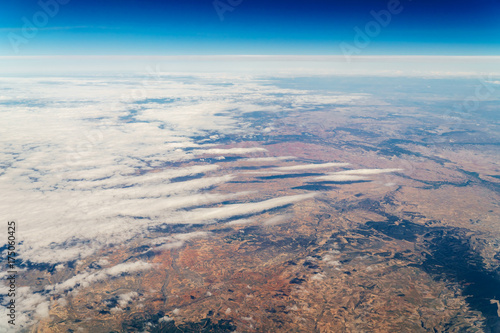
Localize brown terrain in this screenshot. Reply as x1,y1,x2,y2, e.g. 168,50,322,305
22,99,500,332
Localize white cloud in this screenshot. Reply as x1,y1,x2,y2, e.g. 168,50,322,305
314,175,368,182
172,231,211,241
274,162,350,171
263,214,293,226
243,156,296,162
150,232,211,251
322,254,342,267
117,292,139,308
314,168,403,181
334,168,404,175
226,218,255,226
179,193,316,223
311,273,326,281
195,147,268,155
110,307,124,314
47,261,153,294
35,302,50,318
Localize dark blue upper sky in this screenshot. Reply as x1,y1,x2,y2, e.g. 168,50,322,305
1,0,499,55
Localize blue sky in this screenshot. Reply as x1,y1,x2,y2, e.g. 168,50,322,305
1,0,499,55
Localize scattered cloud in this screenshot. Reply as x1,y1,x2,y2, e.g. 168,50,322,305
117,292,139,308
179,193,316,223
226,218,255,226
47,261,153,294
263,213,293,226
314,168,403,181
314,175,368,181
311,273,326,281
334,168,404,175
243,156,295,162
150,231,211,251
159,316,174,323
195,147,268,155
274,162,350,171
